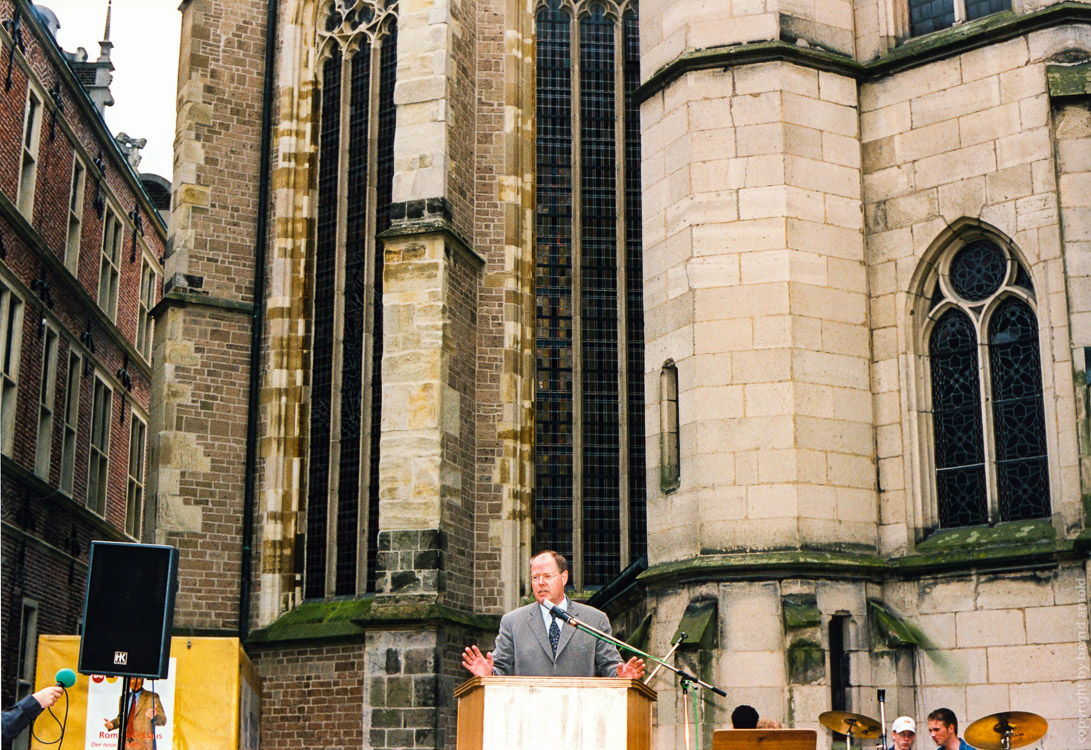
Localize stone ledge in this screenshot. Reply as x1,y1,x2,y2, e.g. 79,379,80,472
246,596,500,648
635,3,1091,103
641,534,1081,588
380,217,483,267
151,289,254,317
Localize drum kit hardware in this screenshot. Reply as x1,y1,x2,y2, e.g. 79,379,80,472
964,711,1050,750
817,711,880,748
818,704,1049,750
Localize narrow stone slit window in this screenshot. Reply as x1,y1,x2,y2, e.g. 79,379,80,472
660,361,679,492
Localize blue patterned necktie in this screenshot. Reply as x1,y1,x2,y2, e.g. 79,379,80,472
549,616,560,656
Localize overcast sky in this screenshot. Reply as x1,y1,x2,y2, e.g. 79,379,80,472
41,0,180,179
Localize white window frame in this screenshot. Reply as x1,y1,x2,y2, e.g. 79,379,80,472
98,207,123,319
34,325,59,479
136,257,157,362
126,414,147,538
1,283,26,457
66,155,87,274
16,88,43,219
60,349,81,495
87,374,112,515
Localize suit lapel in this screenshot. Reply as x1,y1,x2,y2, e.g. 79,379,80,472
553,602,579,660
527,605,554,662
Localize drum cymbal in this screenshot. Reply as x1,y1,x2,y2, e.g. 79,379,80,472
964,711,1048,750
818,711,881,738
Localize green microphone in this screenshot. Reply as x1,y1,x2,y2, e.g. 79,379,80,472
54,668,76,688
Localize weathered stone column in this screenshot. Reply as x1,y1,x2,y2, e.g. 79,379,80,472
639,3,875,747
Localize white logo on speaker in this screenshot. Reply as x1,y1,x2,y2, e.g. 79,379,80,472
113,651,128,665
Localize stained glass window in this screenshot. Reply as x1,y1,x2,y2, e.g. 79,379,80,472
927,238,1049,529
534,0,647,587
930,309,987,528
908,0,1009,37
306,2,398,598
988,298,1049,521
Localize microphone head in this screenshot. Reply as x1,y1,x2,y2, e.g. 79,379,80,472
55,668,76,688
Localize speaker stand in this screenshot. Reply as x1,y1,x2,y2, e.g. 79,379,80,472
117,679,131,750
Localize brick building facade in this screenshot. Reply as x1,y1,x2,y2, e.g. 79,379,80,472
157,0,1089,748
0,0,166,714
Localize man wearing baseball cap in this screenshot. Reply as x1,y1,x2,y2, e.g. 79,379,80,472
889,716,917,750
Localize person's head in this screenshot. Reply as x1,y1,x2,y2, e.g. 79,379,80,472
731,704,759,729
530,550,569,606
891,716,916,749
128,678,144,692
927,709,958,747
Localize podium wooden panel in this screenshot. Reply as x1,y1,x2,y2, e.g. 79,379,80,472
455,676,656,750
712,729,817,750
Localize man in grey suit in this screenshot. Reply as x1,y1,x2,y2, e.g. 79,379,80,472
462,551,645,678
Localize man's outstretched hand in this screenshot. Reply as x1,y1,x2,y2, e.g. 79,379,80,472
462,645,495,677
617,656,646,680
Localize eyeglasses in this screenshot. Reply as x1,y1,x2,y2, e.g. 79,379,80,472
530,573,560,584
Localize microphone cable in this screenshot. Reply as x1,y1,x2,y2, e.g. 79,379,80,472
30,688,68,746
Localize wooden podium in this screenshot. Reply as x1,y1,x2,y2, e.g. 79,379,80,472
455,676,656,750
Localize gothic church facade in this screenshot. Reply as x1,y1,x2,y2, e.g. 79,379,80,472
157,0,1091,746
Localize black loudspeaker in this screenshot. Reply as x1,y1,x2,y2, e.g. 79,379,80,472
78,541,179,678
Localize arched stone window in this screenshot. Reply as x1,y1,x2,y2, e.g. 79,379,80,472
533,0,646,588
305,0,398,598
921,234,1050,529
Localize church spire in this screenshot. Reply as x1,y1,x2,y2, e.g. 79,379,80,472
97,0,113,63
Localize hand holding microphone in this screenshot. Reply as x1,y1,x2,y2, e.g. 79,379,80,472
33,667,75,709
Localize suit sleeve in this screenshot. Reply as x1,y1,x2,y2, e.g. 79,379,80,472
491,612,515,676
592,611,623,677
2,694,45,743
152,693,167,726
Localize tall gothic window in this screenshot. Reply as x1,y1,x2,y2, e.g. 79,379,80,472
305,0,398,598
534,0,646,589
924,236,1050,529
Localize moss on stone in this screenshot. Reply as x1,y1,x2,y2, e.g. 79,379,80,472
1047,63,1091,99
247,596,500,646
786,639,825,684
916,519,1055,551
673,598,718,650
248,597,374,644
783,594,821,630
628,611,650,659
868,599,935,650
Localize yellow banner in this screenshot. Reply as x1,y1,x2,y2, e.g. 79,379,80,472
32,635,260,750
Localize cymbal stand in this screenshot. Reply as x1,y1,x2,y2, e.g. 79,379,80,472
993,717,1015,750
842,718,862,750
877,689,887,750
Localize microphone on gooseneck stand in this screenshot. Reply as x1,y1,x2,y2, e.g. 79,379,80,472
549,604,575,624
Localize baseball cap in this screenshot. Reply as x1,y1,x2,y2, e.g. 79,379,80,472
892,717,916,734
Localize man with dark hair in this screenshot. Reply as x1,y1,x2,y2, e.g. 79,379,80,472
927,708,974,749
731,705,759,729
462,550,645,678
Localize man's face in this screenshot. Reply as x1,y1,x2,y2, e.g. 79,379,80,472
129,678,144,692
893,730,915,750
530,554,568,606
928,720,954,747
